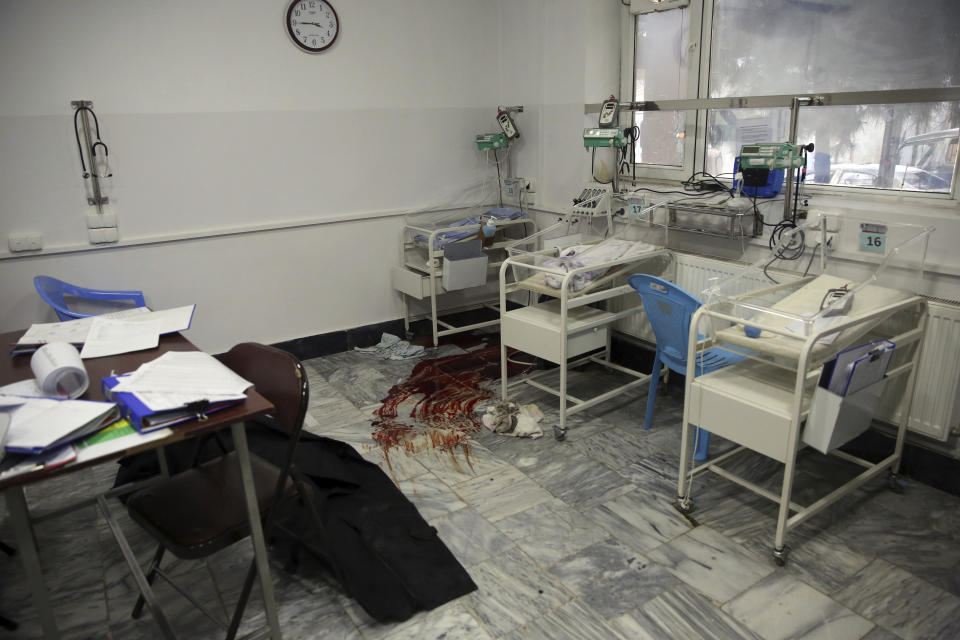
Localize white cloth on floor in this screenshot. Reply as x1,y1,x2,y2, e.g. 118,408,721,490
354,334,425,360
481,401,543,438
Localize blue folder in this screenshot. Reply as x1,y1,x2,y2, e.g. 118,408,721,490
102,375,243,433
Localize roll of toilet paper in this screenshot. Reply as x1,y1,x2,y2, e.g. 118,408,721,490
30,342,89,399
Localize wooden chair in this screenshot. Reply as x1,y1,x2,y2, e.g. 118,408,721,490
124,342,309,637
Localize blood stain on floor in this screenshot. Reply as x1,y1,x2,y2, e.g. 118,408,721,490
372,345,531,471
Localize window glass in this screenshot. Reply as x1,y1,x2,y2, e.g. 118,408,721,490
706,0,960,192
632,7,692,166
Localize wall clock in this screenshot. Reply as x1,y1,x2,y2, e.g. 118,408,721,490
286,0,339,53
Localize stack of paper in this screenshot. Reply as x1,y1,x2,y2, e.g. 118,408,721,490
13,305,197,358
1,397,120,454
104,351,252,431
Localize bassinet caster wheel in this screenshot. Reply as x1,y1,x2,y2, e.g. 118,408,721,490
674,496,695,515
553,425,566,441
772,545,791,567
887,472,904,494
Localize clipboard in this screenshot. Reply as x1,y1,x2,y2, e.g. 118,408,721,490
821,339,895,396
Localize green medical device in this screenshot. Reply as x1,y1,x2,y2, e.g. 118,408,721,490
583,127,626,148
476,133,508,150
739,142,806,170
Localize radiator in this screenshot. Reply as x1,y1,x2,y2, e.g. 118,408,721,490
876,299,960,441
613,253,960,442
612,253,782,344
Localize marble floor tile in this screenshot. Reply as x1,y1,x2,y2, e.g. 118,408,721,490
830,501,960,597
372,448,431,483
467,546,574,637
429,507,513,567
645,525,774,604
622,448,683,495
493,498,608,567
481,429,579,473
453,467,553,522
547,538,677,619
320,365,395,408
737,519,872,595
586,489,693,553
524,451,636,509
414,442,512,488
380,603,492,640
833,558,960,640
614,583,760,640
395,473,468,521
502,598,629,640
724,572,873,640
571,426,666,478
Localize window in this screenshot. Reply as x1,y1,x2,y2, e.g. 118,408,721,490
626,0,960,195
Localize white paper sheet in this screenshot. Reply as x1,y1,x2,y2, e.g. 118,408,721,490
5,398,117,451
0,395,29,408
16,305,195,347
17,307,150,345
111,351,251,396
80,317,162,359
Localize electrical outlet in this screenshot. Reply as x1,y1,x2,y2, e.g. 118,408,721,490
523,183,536,207
8,231,42,252
87,208,118,229
824,214,841,233
88,227,119,244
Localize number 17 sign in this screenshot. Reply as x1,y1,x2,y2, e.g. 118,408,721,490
860,223,887,255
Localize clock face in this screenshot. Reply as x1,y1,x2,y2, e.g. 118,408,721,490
286,0,339,53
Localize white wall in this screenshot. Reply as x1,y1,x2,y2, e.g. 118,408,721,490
0,0,505,352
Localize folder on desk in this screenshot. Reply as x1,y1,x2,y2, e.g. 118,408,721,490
2,397,120,454
102,375,244,432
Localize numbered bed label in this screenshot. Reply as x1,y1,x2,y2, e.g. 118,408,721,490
860,223,887,254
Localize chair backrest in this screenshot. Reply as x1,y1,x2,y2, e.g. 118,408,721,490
627,274,701,374
217,343,309,439
33,275,147,321
33,276,75,320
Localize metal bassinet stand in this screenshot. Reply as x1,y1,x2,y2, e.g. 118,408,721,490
497,211,671,439
674,214,932,566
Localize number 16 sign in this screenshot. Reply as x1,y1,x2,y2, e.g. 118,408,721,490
860,223,887,254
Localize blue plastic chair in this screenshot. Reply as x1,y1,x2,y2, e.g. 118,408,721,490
33,276,147,321
627,274,746,462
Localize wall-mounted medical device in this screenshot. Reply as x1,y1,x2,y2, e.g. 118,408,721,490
72,100,113,212
497,109,519,140
583,128,626,148
630,0,690,14
598,96,619,128
476,133,508,150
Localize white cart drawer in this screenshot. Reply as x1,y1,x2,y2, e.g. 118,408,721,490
391,266,445,300
502,300,612,364
689,361,814,463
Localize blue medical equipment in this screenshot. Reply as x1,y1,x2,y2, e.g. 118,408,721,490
627,274,747,462
732,156,784,198
34,275,147,321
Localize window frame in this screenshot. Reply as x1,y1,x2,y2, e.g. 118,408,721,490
617,0,960,204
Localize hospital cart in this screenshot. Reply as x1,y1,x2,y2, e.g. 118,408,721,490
392,209,537,346
498,216,672,439
675,214,932,565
